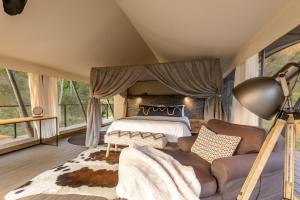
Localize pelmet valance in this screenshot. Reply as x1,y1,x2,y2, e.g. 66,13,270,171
86,59,226,147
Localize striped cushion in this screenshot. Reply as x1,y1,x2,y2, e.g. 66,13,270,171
191,126,241,163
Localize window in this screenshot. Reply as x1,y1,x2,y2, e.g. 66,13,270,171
58,80,89,127
0,72,114,144
0,69,31,139
261,42,300,149
58,80,114,128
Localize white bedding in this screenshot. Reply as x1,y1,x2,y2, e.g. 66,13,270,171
116,144,201,200
106,116,191,142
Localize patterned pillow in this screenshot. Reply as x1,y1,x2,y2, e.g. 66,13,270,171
191,126,241,163
137,105,184,117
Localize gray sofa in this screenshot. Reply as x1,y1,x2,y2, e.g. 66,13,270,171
163,119,284,200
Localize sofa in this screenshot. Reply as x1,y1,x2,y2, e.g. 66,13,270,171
163,119,284,200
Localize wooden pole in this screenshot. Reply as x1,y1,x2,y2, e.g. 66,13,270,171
237,119,286,200
6,69,34,137
284,115,296,199
70,81,87,122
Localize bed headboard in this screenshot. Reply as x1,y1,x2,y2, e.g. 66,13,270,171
126,95,205,119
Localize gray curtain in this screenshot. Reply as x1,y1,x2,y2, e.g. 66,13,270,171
146,59,226,121
86,66,143,147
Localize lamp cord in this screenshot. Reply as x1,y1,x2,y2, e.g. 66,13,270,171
255,175,262,200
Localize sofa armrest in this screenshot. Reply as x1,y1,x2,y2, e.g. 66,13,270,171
211,151,284,193
177,136,197,152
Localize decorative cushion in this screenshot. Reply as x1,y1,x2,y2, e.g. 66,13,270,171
206,119,265,155
137,104,184,117
191,126,241,163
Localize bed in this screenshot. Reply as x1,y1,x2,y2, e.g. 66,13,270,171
107,116,191,142
107,104,192,142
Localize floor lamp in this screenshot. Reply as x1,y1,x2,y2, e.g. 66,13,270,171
233,62,300,200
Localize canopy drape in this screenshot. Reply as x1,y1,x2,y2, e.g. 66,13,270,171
86,66,143,147
146,59,225,121
86,59,225,147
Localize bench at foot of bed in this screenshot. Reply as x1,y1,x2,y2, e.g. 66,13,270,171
104,131,168,157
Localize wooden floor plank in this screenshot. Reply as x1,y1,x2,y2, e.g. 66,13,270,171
0,137,87,199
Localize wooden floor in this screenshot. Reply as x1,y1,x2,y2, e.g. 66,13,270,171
0,137,87,199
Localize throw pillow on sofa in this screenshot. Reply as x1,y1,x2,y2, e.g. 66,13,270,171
191,126,241,163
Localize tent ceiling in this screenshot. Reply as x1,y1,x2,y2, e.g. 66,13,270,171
0,0,156,81
116,0,288,72
0,0,297,80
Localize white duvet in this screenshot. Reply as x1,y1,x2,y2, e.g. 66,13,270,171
116,144,201,200
107,116,191,142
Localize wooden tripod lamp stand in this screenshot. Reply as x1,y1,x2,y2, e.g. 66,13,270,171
233,62,300,200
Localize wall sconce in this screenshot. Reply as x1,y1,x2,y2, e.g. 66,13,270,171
184,97,191,104
136,97,142,104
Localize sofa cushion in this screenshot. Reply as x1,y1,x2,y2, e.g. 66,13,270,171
191,126,241,163
163,149,217,198
178,135,197,152
206,119,265,155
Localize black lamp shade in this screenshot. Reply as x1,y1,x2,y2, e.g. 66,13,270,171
2,0,27,15
232,77,285,120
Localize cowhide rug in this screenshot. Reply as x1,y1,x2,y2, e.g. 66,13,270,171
5,147,120,200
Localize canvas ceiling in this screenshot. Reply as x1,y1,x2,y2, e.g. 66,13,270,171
0,0,300,82
0,0,157,82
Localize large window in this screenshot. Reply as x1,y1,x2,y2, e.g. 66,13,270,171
58,80,114,127
0,70,114,144
261,42,300,149
58,80,89,127
0,69,32,139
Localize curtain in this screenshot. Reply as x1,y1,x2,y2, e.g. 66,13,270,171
86,66,143,147
28,73,58,138
146,59,226,121
86,59,225,147
231,54,259,126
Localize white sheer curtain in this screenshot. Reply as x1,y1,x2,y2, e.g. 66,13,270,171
28,73,58,138
231,54,259,126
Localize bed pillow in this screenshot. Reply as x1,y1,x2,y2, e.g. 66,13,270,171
191,126,241,163
137,105,184,117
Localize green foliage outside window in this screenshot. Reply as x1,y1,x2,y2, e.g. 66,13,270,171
0,69,31,137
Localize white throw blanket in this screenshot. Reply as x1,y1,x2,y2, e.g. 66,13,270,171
116,144,201,200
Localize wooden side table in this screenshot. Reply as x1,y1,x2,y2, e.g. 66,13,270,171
0,116,59,146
